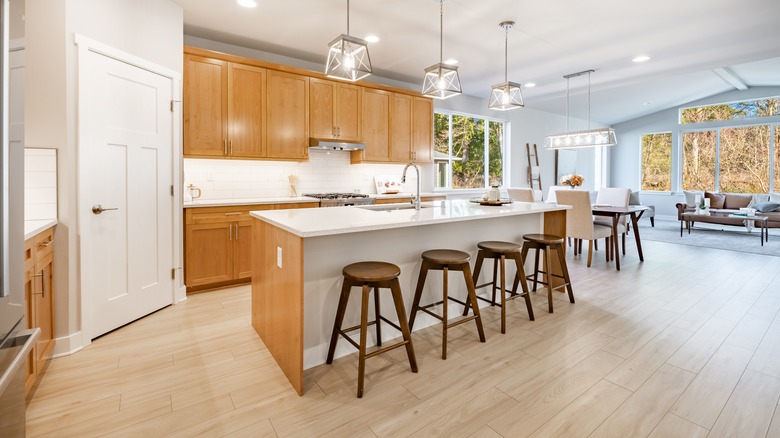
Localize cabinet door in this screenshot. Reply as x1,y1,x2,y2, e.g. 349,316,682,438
267,71,309,160
24,266,36,392
184,55,228,157
359,88,390,162
335,83,361,141
185,222,234,287
412,97,433,164
390,93,413,162
228,63,266,158
309,78,335,139
234,220,253,280
33,253,55,375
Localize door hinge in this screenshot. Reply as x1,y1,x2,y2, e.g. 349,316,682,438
170,100,180,112
171,185,174,197
171,268,176,279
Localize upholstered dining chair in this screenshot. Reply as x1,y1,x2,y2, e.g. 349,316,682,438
507,188,535,202
556,190,613,267
594,187,631,255
546,185,568,203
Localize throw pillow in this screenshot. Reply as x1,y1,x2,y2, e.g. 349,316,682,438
683,190,704,207
629,191,640,206
770,193,780,203
723,194,751,209
704,191,726,209
754,201,780,213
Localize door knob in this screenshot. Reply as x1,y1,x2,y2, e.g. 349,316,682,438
92,204,118,214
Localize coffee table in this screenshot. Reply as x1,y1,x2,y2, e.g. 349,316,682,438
681,211,769,246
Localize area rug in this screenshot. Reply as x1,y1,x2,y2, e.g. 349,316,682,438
627,218,780,257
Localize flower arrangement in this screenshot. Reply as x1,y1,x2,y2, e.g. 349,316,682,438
560,174,584,188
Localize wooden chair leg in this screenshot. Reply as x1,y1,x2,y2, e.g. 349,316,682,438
622,232,626,256
512,253,534,321
532,248,540,291
462,263,486,341
441,266,449,360
587,240,594,267
408,260,430,330
499,255,507,334
651,217,655,227
578,239,583,255
491,258,499,306
605,237,610,262
463,251,485,316
594,239,598,251
357,284,370,398
556,243,575,303
373,286,382,347
326,278,353,364
389,279,418,373
544,247,555,313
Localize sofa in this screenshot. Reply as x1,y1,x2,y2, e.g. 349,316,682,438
675,191,780,228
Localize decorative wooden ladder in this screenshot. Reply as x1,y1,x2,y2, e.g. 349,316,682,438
526,143,542,192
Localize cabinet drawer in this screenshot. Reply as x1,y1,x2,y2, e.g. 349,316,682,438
24,239,34,272
32,228,55,262
186,205,274,225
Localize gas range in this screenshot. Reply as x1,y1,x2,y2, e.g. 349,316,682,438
303,193,375,207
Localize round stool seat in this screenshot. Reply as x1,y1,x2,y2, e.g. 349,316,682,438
343,261,401,282
421,249,470,265
522,234,564,245
477,241,521,254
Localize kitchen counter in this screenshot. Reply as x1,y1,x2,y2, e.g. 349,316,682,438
250,200,568,394
25,219,57,240
182,193,441,208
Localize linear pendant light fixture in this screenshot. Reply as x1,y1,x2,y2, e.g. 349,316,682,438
544,69,617,149
488,21,524,111
422,0,461,99
325,0,372,82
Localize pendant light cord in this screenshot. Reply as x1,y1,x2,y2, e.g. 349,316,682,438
504,26,508,81
587,70,591,130
439,0,443,63
566,77,570,132
346,0,350,34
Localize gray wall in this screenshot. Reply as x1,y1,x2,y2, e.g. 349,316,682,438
611,86,780,218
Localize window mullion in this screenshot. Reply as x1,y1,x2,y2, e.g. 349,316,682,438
715,129,721,191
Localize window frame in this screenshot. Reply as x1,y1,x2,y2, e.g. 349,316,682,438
433,109,509,192
679,96,780,124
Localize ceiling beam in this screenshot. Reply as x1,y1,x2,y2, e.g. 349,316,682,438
713,67,748,91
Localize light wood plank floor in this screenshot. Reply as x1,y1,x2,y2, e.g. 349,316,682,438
26,239,780,437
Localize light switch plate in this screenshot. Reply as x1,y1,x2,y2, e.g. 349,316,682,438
277,247,283,268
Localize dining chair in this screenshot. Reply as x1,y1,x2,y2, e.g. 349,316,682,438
594,187,631,255
507,188,535,202
555,190,613,267
546,185,568,203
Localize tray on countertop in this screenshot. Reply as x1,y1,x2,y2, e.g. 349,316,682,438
470,198,513,206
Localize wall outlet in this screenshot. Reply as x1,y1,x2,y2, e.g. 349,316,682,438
277,247,283,268
207,171,215,181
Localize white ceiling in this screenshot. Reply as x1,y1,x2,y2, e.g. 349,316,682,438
173,0,780,125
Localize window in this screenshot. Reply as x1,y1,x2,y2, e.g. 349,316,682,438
434,112,506,189
681,130,717,191
719,126,770,193
640,132,672,191
681,97,780,124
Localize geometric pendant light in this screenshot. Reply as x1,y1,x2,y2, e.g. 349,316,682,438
544,69,617,149
325,0,373,82
488,21,524,111
422,0,462,99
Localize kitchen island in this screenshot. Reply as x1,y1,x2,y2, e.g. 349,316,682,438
250,199,569,394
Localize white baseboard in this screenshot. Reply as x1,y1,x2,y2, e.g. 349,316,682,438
52,331,86,358
175,285,187,304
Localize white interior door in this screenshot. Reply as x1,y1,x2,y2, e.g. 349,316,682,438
80,49,173,339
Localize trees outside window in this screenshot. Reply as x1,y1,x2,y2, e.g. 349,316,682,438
434,112,506,190
719,126,770,193
681,97,779,123
682,131,717,191
776,127,780,193
641,132,672,191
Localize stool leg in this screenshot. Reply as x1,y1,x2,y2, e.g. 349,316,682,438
441,266,449,360
357,284,370,398
622,232,626,256
326,278,352,364
511,252,534,321
544,248,554,313
408,260,431,331
373,286,382,347
491,258,499,306
463,251,486,317
389,279,418,373
513,243,530,295
556,242,575,304
499,254,507,334
462,263,486,342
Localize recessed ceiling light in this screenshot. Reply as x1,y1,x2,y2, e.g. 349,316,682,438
525,82,536,88
643,101,653,106
632,55,650,63
237,0,257,8
443,58,458,65
365,35,379,43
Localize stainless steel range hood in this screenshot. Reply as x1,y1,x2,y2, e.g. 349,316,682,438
309,138,366,151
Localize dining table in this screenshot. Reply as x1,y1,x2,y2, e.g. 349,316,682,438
592,205,650,271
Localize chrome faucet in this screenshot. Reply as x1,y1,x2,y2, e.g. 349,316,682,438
402,162,421,210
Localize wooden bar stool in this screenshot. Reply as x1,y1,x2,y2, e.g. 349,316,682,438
463,241,534,334
326,261,418,398
515,234,574,313
408,249,486,360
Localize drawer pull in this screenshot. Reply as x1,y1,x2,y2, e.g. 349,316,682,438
38,240,54,248
224,212,242,216
33,272,45,298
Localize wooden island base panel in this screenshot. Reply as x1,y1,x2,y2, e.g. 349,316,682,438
251,200,568,395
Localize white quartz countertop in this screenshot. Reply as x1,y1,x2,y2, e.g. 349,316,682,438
251,199,569,238
25,219,57,240
183,193,441,208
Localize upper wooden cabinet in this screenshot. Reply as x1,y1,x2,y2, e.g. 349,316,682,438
352,88,390,163
390,93,413,163
411,97,433,164
267,70,310,160
309,78,361,142
184,55,266,159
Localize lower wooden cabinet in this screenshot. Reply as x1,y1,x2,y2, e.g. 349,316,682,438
184,202,317,292
24,226,56,395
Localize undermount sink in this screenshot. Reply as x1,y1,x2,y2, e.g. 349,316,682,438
358,204,432,212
